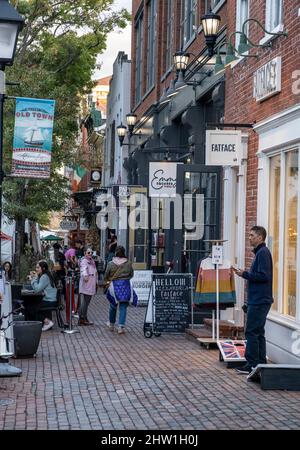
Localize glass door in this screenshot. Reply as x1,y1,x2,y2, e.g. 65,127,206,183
174,164,222,275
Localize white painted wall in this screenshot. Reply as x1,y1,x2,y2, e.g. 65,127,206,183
104,52,131,249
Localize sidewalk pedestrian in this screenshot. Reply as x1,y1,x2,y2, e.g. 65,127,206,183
28,260,58,331
2,261,12,282
78,247,97,326
104,246,137,335
232,225,273,374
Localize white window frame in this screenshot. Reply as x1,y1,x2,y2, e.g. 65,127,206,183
235,0,250,50
257,145,300,327
260,0,284,46
180,0,197,50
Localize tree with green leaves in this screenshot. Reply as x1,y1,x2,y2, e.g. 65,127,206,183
3,0,129,279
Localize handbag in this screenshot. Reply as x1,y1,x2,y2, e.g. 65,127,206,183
103,265,123,294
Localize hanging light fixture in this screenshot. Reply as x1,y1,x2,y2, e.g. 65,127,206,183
201,9,221,56
126,113,137,136
173,51,190,74
0,0,24,66
214,51,225,74
117,123,127,146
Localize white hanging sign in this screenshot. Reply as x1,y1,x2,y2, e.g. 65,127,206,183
206,130,241,166
149,162,178,197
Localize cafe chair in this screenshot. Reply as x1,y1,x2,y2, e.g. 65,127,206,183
38,288,65,329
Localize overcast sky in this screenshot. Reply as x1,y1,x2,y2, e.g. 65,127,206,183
93,0,132,79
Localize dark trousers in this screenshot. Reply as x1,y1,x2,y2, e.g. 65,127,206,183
245,303,271,368
25,300,53,322
79,294,92,320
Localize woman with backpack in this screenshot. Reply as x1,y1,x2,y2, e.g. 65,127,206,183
104,246,137,335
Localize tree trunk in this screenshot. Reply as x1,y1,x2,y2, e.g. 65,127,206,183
13,216,25,282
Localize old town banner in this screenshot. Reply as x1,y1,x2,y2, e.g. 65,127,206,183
12,97,55,179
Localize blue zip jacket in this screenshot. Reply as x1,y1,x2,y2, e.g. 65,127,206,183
242,243,273,305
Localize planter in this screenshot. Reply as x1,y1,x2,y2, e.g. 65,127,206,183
13,321,43,358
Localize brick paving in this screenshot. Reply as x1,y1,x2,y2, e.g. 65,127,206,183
0,293,300,430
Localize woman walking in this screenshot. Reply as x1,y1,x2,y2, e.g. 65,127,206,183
104,246,137,334
78,247,97,326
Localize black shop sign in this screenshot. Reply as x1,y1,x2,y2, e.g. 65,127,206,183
153,274,192,333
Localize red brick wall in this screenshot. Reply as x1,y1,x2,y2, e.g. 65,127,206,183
225,0,300,268
131,0,228,118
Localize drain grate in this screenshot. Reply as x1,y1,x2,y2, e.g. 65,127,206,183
0,399,14,407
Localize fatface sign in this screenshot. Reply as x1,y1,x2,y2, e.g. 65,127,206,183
253,56,281,102
206,130,241,166
149,162,178,197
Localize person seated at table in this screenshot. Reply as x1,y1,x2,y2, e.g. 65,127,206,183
28,260,58,331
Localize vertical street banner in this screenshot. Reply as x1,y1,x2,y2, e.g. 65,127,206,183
12,97,56,179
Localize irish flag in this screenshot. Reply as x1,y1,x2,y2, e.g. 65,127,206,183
71,165,87,192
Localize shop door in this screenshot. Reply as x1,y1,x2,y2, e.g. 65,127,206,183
128,187,148,270
174,164,222,275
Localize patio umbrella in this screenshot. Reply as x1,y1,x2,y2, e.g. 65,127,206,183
42,234,63,242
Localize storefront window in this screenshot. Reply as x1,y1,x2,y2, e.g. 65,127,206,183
283,150,298,318
269,155,281,310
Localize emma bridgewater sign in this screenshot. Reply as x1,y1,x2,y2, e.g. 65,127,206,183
206,130,241,166
149,162,178,197
12,97,55,179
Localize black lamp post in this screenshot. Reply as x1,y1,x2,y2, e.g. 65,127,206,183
0,0,24,266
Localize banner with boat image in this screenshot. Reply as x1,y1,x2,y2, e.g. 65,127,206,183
11,97,55,179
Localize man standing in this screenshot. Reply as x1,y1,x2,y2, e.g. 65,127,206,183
232,226,273,374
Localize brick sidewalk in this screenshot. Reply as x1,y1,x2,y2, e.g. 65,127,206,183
0,294,300,430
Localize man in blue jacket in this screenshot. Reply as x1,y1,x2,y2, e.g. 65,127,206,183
232,226,273,374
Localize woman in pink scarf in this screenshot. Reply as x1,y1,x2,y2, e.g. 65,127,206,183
78,247,97,325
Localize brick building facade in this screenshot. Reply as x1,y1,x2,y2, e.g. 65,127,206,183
126,0,300,361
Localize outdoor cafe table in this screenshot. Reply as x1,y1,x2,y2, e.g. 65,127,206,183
21,289,44,321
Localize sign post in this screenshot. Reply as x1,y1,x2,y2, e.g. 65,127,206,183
212,244,223,342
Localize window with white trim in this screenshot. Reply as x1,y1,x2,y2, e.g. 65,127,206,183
268,148,298,319
180,0,197,48
265,0,283,32
235,0,249,48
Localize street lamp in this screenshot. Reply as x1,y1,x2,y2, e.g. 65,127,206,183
117,123,127,146
0,0,24,377
0,0,24,264
126,113,137,136
117,113,140,146
201,9,221,57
